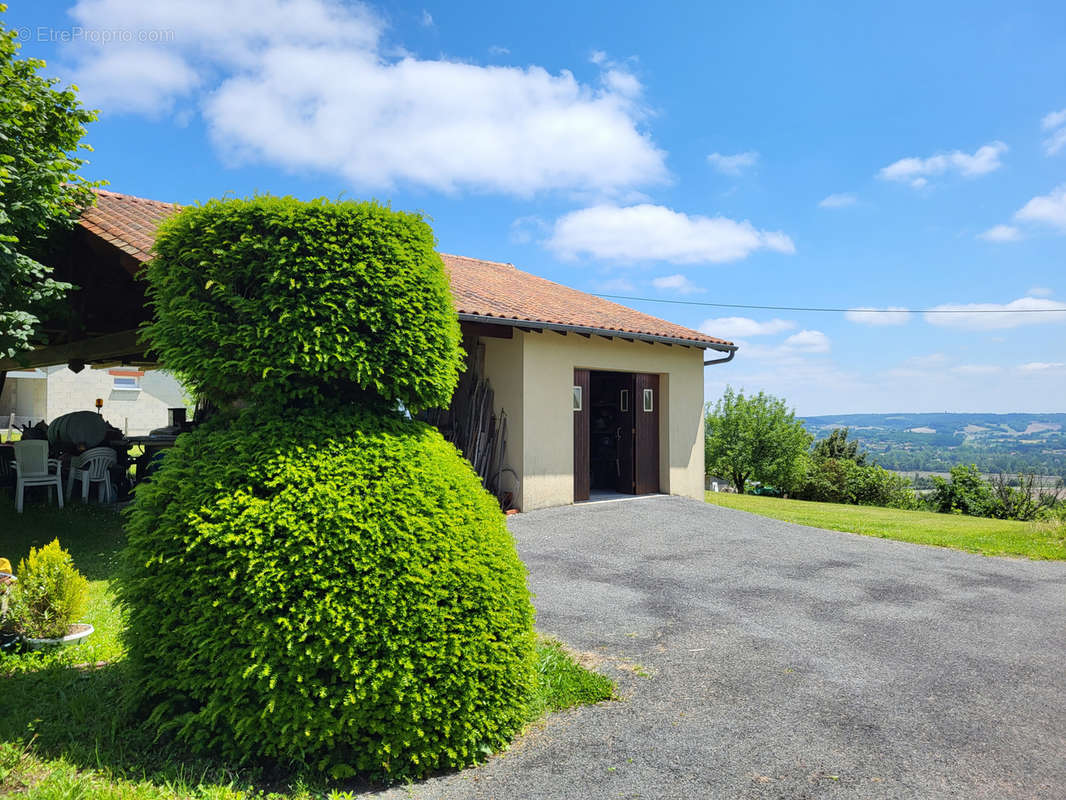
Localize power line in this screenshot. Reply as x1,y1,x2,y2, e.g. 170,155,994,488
592,294,1066,314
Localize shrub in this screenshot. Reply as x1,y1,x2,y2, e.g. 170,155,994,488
120,401,536,779
796,458,917,509
145,196,463,411
7,539,89,639
927,466,1062,521
926,464,1002,518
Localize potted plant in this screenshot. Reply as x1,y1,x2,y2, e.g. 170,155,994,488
7,539,92,650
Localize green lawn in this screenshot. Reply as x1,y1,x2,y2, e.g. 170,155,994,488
0,498,613,799
706,491,1066,560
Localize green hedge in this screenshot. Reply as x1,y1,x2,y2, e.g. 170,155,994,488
120,402,536,778
795,458,917,509
145,196,463,411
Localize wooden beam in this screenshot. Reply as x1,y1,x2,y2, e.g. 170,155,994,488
459,321,513,339
0,329,149,371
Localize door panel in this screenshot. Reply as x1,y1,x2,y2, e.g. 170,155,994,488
573,368,591,501
617,374,636,493
633,373,660,494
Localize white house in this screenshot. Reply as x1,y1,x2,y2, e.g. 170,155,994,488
0,190,738,510
1,365,187,436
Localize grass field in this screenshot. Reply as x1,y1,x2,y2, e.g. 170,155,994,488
0,500,613,799
706,492,1066,560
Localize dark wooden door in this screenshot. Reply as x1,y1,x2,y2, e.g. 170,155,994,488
633,373,660,494
617,374,636,493
573,368,591,501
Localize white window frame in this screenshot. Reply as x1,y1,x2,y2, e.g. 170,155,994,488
620,388,629,412
643,388,654,412
572,385,583,411
112,375,141,392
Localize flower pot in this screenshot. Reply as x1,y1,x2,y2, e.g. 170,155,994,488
23,623,94,651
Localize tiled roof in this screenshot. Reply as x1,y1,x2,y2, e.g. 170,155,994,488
440,254,732,347
79,189,181,261
77,189,733,348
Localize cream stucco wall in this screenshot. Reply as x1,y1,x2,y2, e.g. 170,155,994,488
0,373,47,427
479,333,525,507
479,329,707,511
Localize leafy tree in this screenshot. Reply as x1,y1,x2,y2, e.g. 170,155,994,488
705,386,812,494
812,427,868,465
0,5,98,360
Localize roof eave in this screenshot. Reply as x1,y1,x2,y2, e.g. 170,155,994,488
456,313,736,352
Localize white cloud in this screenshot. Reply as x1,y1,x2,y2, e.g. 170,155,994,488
419,9,434,26
651,274,704,294
699,317,795,339
1019,361,1065,372
1043,128,1066,156
707,151,759,176
1014,184,1066,230
982,185,1066,240
64,0,668,197
1041,109,1066,130
720,328,830,363
951,364,1002,375
924,296,1066,330
547,204,794,264
977,224,1022,243
488,45,510,56
1028,287,1053,297
818,193,856,208
877,141,1007,187
67,46,202,115
783,330,830,353
844,307,912,326
711,351,1066,417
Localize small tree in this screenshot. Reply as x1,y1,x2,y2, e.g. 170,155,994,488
0,5,99,359
812,427,868,465
705,386,811,494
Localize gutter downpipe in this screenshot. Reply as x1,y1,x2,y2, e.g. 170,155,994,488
704,348,736,367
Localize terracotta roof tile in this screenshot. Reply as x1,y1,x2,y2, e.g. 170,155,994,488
79,189,181,262
77,189,733,348
439,254,731,346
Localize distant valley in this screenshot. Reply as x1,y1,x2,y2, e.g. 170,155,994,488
801,413,1066,477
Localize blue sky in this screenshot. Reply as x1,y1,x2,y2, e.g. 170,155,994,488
10,0,1066,414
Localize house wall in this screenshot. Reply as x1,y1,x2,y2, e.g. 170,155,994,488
0,373,48,427
480,333,525,508
481,330,706,511
42,366,189,435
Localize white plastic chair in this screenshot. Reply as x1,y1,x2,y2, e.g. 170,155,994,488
12,440,64,513
67,446,117,504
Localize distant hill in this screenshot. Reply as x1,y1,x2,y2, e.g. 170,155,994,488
800,413,1066,476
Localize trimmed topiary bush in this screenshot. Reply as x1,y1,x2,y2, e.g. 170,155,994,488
121,402,535,778
129,196,535,779
145,196,463,411
8,539,89,640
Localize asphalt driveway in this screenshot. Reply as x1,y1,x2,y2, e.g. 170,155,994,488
374,495,1066,799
